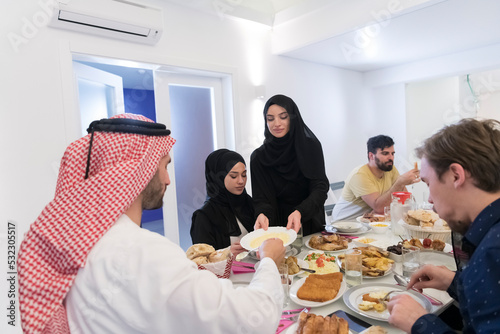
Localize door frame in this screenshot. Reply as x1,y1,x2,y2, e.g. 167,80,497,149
58,40,238,245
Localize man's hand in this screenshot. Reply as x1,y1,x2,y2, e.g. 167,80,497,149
387,294,427,332
408,264,455,292
254,213,269,231
230,242,246,256
259,238,285,266
286,210,302,233
398,167,420,186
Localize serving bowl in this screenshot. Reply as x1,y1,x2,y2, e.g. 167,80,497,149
369,222,390,234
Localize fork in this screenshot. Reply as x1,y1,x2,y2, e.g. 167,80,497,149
378,290,398,302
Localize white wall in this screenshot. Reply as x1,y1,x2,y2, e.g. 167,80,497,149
0,1,367,245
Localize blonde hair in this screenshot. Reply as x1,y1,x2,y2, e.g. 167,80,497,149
416,118,500,192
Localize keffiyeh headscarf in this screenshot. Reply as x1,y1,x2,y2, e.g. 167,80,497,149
18,113,176,334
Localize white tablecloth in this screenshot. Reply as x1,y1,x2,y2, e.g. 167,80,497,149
230,227,456,334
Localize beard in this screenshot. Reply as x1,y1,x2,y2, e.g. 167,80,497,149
375,156,393,172
142,172,165,210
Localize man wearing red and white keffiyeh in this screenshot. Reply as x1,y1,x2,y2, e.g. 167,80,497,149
18,113,175,333
18,113,286,334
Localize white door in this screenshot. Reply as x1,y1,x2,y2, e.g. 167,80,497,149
154,71,233,250
73,61,125,135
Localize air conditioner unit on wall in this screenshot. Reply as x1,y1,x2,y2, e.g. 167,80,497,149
50,0,163,45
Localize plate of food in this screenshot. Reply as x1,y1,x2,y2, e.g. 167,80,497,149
343,283,432,321
400,238,452,253
304,234,352,253
284,313,353,334
326,224,372,235
353,237,378,247
337,246,395,278
285,256,310,276
240,227,297,251
357,213,386,224
290,272,347,307
303,251,340,275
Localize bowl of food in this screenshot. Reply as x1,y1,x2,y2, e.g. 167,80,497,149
368,222,390,234
331,222,363,233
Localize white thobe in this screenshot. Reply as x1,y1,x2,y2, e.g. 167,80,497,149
65,215,283,333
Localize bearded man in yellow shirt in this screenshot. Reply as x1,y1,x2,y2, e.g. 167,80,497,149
331,135,420,222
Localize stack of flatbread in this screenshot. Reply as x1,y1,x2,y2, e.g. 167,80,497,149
297,272,343,302
186,243,230,264
404,210,449,229
295,312,349,334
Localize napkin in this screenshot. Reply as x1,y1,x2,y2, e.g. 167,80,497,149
277,308,311,334
231,261,255,274
276,319,294,334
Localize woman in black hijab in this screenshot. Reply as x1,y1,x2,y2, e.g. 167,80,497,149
191,149,254,255
251,94,329,236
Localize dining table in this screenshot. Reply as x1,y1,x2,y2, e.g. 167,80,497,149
229,224,457,334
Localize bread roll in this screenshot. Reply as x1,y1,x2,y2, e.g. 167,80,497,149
192,256,208,265
208,248,230,263
186,243,215,260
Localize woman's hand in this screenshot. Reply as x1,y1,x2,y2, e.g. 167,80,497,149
408,264,455,292
286,210,302,233
230,242,246,256
387,294,427,332
254,213,269,231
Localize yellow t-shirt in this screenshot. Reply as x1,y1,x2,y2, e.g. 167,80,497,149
343,164,400,209
331,164,400,221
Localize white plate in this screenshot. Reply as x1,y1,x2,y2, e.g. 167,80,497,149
284,323,353,334
304,234,353,253
356,215,385,224
417,239,453,253
290,276,347,307
240,227,297,251
302,251,341,274
343,283,432,321
336,255,394,279
331,222,364,233
326,224,372,235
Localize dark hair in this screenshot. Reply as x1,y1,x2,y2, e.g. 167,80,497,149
415,118,500,192
367,135,394,159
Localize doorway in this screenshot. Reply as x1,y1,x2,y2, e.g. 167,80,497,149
71,56,234,250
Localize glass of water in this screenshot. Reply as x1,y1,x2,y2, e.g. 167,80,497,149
402,246,421,282
345,249,363,287
279,263,290,308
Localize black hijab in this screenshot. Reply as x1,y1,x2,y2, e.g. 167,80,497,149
200,149,254,236
259,94,328,182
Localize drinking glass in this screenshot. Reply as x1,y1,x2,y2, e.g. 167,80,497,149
345,249,363,287
402,246,421,282
279,263,290,308
384,206,391,222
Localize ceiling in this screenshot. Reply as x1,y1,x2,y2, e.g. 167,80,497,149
81,0,500,87
162,0,500,72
